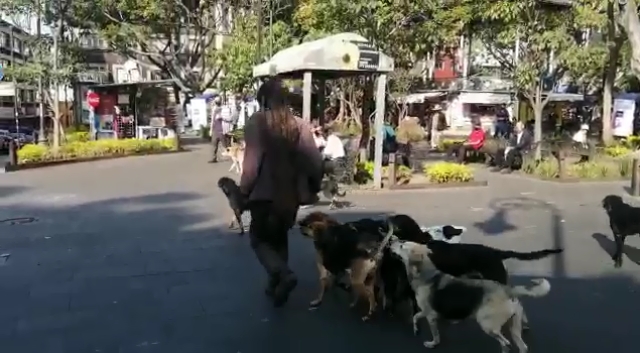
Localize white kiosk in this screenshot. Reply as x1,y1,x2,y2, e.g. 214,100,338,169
252,33,394,189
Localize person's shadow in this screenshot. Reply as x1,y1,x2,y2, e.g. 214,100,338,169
473,209,517,236
592,233,640,266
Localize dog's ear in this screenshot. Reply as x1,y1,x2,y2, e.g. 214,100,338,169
442,225,463,238
305,221,328,238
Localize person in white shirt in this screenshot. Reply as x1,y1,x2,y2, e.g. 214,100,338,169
312,126,327,150
323,128,346,160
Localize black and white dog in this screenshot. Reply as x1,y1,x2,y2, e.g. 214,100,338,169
389,239,550,353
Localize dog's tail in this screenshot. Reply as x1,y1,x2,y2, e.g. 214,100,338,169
509,279,551,298
497,248,563,261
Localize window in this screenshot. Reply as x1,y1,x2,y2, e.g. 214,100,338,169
13,38,21,54
2,33,9,48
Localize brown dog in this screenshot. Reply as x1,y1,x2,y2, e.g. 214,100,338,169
298,212,394,320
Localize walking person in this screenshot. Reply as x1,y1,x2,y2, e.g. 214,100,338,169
240,79,323,307
209,98,225,163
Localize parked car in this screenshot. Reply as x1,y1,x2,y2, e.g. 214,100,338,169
0,130,13,152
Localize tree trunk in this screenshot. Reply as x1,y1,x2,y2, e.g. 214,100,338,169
602,0,623,145
533,103,543,160
618,0,640,78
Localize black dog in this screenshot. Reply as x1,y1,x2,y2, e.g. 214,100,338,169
602,194,640,268
217,177,247,235
425,241,563,284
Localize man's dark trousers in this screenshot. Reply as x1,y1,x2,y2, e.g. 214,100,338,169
211,133,226,162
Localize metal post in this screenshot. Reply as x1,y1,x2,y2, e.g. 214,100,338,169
302,71,312,122
631,158,640,196
36,0,46,145
372,74,387,189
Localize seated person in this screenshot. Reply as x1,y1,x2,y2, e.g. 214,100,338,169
496,121,533,171
313,126,326,151
446,122,486,164
322,126,346,175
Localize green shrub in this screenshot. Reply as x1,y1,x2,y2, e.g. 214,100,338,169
603,144,632,158
437,138,465,152
423,162,473,183
522,155,631,180
199,125,210,139
396,118,425,144
355,161,414,184
622,135,640,149
65,131,91,143
17,138,178,165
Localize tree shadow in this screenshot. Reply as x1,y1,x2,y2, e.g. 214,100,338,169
1,195,638,353
474,197,566,277
0,185,29,198
592,233,640,266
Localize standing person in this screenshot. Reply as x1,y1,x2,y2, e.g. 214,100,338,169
209,97,225,163
240,79,323,307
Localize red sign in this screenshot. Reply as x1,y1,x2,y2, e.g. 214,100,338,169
87,92,100,108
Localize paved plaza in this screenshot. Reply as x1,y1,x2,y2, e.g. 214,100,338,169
0,145,639,353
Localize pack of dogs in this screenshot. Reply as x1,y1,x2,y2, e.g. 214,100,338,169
297,212,562,353
216,156,637,353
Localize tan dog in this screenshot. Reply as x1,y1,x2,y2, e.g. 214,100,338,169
298,212,395,321
221,142,245,174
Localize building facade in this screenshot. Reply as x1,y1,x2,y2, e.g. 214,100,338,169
0,20,38,120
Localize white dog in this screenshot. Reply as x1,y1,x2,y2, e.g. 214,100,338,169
389,239,550,353
221,143,245,174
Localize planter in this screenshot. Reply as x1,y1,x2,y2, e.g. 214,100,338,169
349,180,488,193
4,149,189,172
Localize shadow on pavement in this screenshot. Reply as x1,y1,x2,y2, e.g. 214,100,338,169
0,195,638,353
592,233,640,266
476,197,566,277
0,185,29,198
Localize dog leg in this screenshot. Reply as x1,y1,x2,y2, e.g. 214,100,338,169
423,311,441,348
479,320,511,353
613,234,625,268
412,311,426,336
234,211,244,235
510,303,528,353
362,282,377,321
521,307,530,331
228,216,237,229
310,263,331,308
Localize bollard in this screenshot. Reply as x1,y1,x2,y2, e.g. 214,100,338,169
388,153,397,188
8,139,18,166
631,158,640,196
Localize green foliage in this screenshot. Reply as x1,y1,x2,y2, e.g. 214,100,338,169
92,0,227,93
603,144,632,158
217,14,293,93
293,0,473,68
423,162,474,183
65,131,91,143
521,155,632,179
356,161,413,185
437,138,465,152
396,118,425,144
18,138,178,164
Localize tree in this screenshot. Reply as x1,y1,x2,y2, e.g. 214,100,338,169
617,0,640,79
0,0,87,147
217,13,294,94
471,0,589,157
94,0,233,96
293,0,473,70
